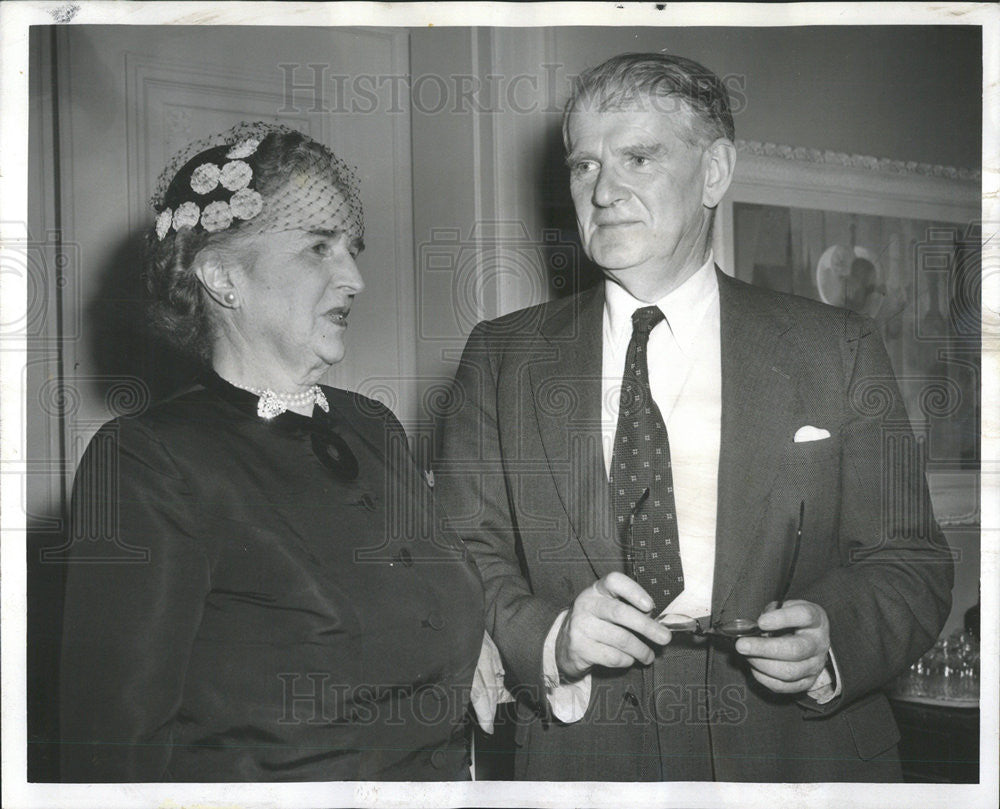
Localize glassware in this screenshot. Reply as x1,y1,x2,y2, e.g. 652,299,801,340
893,630,980,703
894,660,922,698
924,639,947,699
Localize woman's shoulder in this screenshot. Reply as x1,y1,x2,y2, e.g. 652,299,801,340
321,386,398,422
89,383,230,450
320,387,410,449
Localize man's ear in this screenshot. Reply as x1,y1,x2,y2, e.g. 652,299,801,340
701,138,737,209
192,247,240,308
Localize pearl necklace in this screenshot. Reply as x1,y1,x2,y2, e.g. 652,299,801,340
230,380,330,419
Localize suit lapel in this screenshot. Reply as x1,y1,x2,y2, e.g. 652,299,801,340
712,270,798,616
524,272,801,597
528,285,618,579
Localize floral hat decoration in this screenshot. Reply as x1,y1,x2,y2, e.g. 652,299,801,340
150,121,363,244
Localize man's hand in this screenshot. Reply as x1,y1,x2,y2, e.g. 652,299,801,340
555,572,672,681
734,599,831,694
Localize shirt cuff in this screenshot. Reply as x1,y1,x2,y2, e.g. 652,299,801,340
806,646,843,704
542,610,592,723
470,631,513,734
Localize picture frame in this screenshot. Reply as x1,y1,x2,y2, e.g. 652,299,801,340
715,139,981,488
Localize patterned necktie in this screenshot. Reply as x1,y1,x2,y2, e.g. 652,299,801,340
610,306,684,612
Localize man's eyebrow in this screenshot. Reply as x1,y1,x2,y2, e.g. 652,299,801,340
564,140,669,167
612,140,668,157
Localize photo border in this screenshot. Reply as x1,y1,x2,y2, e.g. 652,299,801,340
2,3,997,808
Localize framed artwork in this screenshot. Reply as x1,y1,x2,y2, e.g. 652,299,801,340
715,142,981,525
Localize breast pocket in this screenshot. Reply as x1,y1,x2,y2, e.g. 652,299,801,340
783,433,841,467
771,432,843,561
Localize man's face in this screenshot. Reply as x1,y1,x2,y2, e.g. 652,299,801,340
566,104,716,289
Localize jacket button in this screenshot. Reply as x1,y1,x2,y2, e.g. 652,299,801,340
623,690,640,707
426,611,445,630
398,548,413,567
430,748,447,768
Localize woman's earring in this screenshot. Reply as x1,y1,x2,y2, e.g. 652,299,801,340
224,292,237,306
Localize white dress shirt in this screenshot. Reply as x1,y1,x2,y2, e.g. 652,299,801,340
541,257,838,721
601,258,722,618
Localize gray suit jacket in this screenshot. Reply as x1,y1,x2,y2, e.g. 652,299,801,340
437,269,953,781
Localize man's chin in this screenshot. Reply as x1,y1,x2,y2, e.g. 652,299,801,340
589,248,645,273
585,235,648,271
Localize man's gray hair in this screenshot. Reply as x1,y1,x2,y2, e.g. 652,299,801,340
562,52,735,149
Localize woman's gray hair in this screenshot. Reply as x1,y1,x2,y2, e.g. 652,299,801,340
562,52,735,149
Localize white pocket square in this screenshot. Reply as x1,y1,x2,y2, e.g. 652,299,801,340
794,425,831,443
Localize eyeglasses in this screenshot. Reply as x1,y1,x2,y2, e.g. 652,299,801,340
658,613,764,638
658,501,805,640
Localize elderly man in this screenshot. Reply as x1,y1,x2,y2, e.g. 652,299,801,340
437,52,953,781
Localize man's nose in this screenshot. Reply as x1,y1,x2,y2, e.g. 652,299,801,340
592,165,627,208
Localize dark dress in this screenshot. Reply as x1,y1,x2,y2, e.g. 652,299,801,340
59,374,485,781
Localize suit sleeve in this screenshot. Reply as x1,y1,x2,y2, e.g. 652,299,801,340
436,323,563,709
801,313,954,714
60,420,211,781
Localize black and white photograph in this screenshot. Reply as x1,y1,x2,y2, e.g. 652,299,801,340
1,3,996,808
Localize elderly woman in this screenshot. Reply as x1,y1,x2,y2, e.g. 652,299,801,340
59,123,485,782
